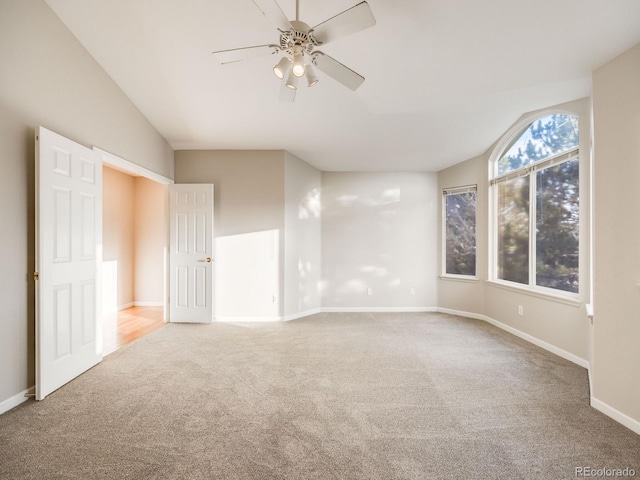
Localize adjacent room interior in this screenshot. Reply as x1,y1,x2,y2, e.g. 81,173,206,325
102,165,166,354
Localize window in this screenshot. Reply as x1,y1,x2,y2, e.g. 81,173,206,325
491,113,579,295
443,185,477,277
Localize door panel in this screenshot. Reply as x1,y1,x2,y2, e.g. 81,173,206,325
169,184,214,323
36,127,102,400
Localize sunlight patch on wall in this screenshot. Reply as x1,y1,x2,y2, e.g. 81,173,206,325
298,259,312,278
337,194,359,206
334,188,401,209
299,188,321,219
388,278,401,287
381,188,401,204
361,265,389,277
337,279,367,295
215,229,280,318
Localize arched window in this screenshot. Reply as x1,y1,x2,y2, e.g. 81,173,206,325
490,113,579,295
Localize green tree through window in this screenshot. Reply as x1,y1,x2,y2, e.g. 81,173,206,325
444,186,476,276
498,114,579,175
536,159,579,292
492,113,579,294
497,177,529,285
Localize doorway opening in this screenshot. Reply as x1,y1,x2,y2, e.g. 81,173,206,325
98,148,173,355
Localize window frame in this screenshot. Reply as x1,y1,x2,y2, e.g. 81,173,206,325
442,184,478,280
488,112,581,300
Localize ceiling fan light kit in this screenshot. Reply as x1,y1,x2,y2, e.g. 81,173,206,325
291,45,306,77
212,0,376,101
305,63,319,87
273,56,291,79
285,68,299,90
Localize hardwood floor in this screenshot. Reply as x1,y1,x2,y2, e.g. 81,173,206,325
103,306,165,356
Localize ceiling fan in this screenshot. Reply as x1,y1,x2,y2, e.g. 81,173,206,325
212,0,376,101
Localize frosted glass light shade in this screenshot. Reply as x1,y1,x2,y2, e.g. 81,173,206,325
292,51,305,77
273,57,291,79
285,69,298,90
306,64,319,87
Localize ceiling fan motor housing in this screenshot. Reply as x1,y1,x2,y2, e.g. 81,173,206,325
279,20,318,55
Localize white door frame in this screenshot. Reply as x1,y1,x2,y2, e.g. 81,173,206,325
93,148,174,320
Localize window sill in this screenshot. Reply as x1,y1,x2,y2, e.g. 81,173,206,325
486,280,582,307
439,275,480,284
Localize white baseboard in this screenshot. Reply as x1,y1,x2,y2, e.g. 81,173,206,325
215,307,436,322
118,302,134,311
591,397,640,435
436,307,590,369
212,306,462,322
0,386,34,415
321,307,437,313
215,316,283,323
283,308,322,322
133,302,163,307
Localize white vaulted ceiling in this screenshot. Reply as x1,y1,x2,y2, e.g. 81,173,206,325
45,0,640,171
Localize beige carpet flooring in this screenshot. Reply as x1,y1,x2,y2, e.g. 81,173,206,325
1,312,639,479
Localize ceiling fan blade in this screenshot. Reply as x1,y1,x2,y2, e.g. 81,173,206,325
279,80,296,102
313,52,365,91
252,0,293,32
312,1,376,45
212,45,278,64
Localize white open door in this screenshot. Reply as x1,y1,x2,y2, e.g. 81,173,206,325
169,184,214,323
36,127,102,400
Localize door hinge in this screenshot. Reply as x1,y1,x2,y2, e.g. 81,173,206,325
33,272,39,281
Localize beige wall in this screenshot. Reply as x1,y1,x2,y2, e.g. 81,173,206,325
134,177,165,305
175,150,285,319
437,98,592,364
175,158,439,314
0,0,174,408
321,172,438,309
103,167,135,311
592,43,640,424
284,152,322,318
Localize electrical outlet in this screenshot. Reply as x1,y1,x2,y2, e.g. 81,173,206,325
518,305,524,316
367,288,373,296
410,288,415,296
